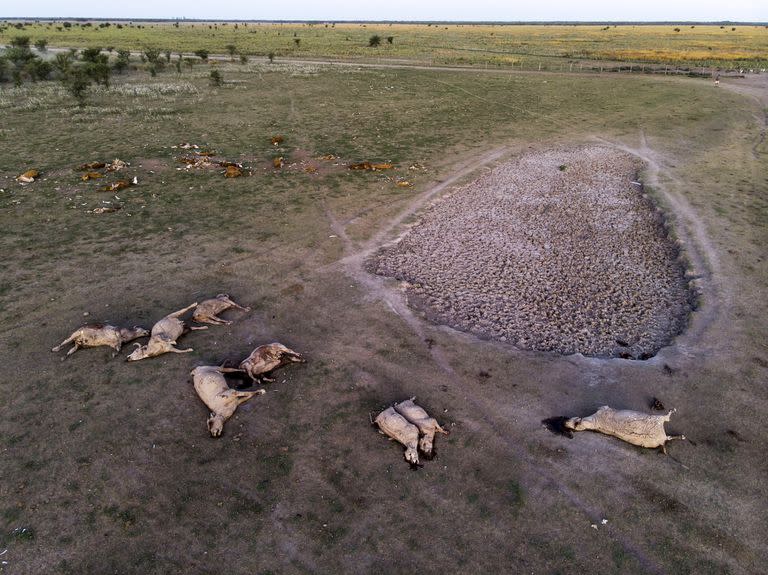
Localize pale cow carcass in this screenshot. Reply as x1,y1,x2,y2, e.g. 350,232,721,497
564,406,685,453
393,397,448,458
192,294,251,325
238,343,305,383
52,323,149,359
127,303,207,361
191,365,266,437
374,406,420,466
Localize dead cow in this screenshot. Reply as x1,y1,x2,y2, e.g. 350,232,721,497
127,303,207,361
192,294,250,325
239,343,304,383
191,365,266,437
52,323,149,358
394,397,448,457
375,407,420,466
565,406,685,453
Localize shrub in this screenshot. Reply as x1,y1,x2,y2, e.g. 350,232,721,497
143,48,161,64
209,69,223,86
10,36,31,49
239,54,248,64
195,49,209,60
80,47,103,63
368,35,381,47
294,38,300,46
63,68,90,106
268,51,275,63
226,44,237,60
34,38,48,52
26,58,52,81
386,36,394,44
53,52,72,76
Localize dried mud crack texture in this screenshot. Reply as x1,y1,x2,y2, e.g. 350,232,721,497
370,145,693,359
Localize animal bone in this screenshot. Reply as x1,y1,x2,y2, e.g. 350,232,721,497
191,365,265,437
126,303,207,361
375,407,420,466
16,170,39,183
52,323,149,359
100,177,137,192
77,161,106,171
564,406,685,453
224,165,243,178
238,343,304,383
393,397,448,457
192,294,250,325
106,159,129,172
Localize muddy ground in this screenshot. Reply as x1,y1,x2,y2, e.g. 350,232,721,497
0,66,766,574
371,145,693,358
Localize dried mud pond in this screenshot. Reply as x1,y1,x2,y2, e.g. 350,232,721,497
370,145,694,359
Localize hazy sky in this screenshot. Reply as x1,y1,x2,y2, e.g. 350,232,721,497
2,1,766,22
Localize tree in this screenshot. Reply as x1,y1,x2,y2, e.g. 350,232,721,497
209,69,223,87
226,44,237,60
268,51,275,63
194,49,209,61
368,35,381,47
34,38,48,52
0,56,8,83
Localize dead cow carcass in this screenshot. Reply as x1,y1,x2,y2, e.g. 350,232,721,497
191,365,266,437
565,406,685,453
16,170,39,183
126,303,207,361
52,323,149,358
193,294,250,325
374,407,420,466
394,397,448,457
239,343,305,383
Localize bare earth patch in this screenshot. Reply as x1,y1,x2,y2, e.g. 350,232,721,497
371,145,693,358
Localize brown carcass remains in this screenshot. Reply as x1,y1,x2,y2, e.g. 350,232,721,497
374,407,420,466
126,303,207,361
565,406,685,453
191,365,266,437
52,324,149,358
394,397,448,458
239,343,305,383
192,294,250,325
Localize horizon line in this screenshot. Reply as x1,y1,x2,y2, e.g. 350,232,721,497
2,18,767,26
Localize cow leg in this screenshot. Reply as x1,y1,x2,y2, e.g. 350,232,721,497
189,326,209,331
52,334,76,352
169,347,194,354
65,344,80,358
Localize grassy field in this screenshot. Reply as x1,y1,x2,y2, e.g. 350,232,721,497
0,46,767,575
1,21,767,69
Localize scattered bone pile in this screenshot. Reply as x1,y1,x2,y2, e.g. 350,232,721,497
374,397,448,467
371,145,693,359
